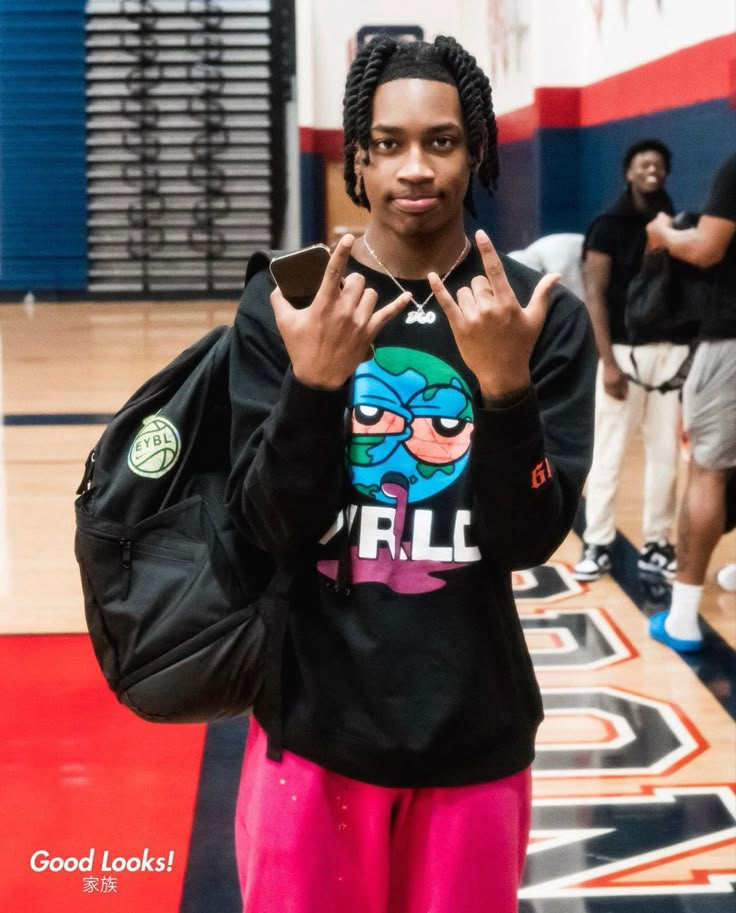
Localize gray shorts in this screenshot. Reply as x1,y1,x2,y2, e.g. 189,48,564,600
683,339,736,469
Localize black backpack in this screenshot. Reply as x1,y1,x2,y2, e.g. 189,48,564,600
74,253,288,759
625,212,711,348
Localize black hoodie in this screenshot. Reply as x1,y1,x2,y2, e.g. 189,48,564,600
226,245,596,787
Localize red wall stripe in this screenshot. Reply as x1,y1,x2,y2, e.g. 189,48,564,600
496,103,538,145
299,126,343,160
497,33,734,140
578,33,734,126
302,34,734,153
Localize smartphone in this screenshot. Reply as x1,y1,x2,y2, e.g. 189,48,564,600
269,243,331,309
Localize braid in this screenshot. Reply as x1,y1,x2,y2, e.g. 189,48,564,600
342,35,499,214
342,37,398,208
433,36,499,216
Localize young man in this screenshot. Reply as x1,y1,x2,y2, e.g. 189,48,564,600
226,35,596,913
645,152,736,651
574,139,690,582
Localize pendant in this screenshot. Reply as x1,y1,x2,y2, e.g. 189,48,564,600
406,310,436,325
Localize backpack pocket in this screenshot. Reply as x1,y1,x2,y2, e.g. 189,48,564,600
75,494,247,694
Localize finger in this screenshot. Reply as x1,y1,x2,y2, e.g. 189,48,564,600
428,272,461,328
470,274,493,303
475,229,513,298
354,284,378,321
367,290,412,336
270,285,294,323
456,285,476,315
340,270,367,306
317,233,354,302
526,272,560,331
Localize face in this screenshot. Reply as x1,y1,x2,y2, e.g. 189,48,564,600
356,79,471,238
626,150,668,194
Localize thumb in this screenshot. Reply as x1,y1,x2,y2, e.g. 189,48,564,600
527,272,560,330
270,286,295,325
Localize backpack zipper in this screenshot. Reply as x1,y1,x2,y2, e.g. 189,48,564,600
120,538,132,599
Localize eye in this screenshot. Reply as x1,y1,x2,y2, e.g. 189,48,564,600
355,405,382,425
404,417,473,464
431,136,455,151
372,138,398,153
352,406,407,436
432,417,467,437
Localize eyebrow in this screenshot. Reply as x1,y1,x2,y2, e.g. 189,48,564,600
371,122,463,135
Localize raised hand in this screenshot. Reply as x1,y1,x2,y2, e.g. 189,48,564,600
429,229,559,403
270,234,410,391
645,211,674,250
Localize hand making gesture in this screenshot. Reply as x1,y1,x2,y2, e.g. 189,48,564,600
271,234,410,391
429,229,560,404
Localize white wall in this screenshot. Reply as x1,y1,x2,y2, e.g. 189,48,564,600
296,0,735,124
573,0,734,85
296,0,490,128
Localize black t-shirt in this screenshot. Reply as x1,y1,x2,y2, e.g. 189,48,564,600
583,190,674,345
699,153,736,340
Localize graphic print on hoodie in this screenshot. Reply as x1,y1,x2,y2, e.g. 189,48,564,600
318,347,482,594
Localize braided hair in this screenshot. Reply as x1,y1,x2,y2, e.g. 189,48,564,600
342,35,499,216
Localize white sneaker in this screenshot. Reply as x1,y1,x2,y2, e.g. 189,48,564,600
638,541,676,580
573,544,613,581
716,563,736,593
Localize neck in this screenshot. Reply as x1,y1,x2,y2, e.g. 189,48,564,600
630,185,663,215
356,224,469,279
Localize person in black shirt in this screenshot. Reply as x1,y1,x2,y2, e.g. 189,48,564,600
646,152,736,651
574,139,690,583
226,35,596,913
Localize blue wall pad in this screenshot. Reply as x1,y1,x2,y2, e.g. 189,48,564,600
0,0,87,292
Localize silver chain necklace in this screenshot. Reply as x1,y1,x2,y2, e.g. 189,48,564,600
362,234,470,325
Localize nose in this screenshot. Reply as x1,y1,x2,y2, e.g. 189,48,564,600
643,161,664,176
396,144,434,182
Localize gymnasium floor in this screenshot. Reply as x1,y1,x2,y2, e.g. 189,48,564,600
1,300,734,912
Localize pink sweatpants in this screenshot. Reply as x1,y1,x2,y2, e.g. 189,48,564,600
234,719,531,913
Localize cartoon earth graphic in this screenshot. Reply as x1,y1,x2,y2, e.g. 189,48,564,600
349,347,474,505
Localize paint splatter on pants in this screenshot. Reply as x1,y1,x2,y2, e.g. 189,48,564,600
235,718,531,913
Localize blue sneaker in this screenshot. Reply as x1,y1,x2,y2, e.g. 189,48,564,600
649,610,703,653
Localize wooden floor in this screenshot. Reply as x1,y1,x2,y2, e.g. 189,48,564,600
1,299,734,912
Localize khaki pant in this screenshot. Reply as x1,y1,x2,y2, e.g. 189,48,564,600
584,342,689,547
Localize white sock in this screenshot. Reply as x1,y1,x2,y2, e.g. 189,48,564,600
666,581,703,641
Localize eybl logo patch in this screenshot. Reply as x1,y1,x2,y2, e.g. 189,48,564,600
127,415,181,479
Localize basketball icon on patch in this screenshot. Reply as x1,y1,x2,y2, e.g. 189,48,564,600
127,414,181,479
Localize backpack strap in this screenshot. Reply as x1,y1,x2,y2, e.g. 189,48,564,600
626,343,698,395
257,564,294,762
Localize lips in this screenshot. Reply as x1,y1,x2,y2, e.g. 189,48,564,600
392,196,440,214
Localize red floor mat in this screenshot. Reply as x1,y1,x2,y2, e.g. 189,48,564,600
0,634,206,912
